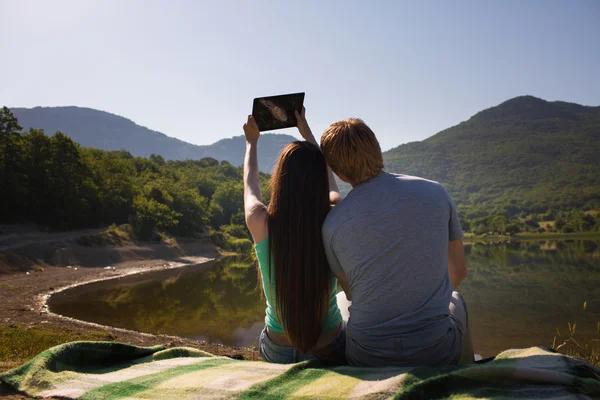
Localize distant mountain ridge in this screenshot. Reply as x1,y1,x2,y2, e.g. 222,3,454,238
10,106,296,171
383,95,600,215
11,96,600,217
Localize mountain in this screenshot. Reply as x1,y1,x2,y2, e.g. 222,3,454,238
383,96,600,218
10,106,296,172
201,134,298,173
11,98,600,219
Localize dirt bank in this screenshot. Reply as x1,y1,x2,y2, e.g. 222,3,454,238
0,228,260,398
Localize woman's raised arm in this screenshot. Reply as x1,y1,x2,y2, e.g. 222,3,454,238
243,115,268,243
295,108,342,205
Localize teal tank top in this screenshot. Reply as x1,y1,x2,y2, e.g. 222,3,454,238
254,236,342,335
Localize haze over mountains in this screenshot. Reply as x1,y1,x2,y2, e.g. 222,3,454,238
10,96,600,215
11,107,296,172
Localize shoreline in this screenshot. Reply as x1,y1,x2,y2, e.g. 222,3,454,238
0,240,262,364
463,231,600,243
40,258,221,344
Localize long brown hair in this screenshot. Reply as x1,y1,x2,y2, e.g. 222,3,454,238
267,141,332,353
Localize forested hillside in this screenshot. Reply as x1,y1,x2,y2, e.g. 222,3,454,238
11,106,295,171
0,107,258,250
3,95,600,239
383,96,600,234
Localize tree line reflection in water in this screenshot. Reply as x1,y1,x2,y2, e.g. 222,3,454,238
49,239,600,356
462,239,600,356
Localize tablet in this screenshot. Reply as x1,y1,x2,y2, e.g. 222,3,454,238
252,92,305,132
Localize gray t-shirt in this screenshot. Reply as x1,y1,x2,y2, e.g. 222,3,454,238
323,172,464,367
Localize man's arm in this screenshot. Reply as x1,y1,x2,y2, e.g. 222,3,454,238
448,239,467,289
243,116,267,243
444,184,466,289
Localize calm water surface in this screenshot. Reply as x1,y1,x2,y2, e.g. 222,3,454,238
49,239,600,357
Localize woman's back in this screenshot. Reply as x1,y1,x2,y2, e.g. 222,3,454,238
254,236,342,337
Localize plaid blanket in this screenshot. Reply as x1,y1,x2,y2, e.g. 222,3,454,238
1,342,599,399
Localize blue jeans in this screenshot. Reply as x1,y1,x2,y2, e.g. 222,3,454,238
259,323,346,364
345,291,472,367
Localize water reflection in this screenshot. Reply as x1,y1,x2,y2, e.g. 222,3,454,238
461,239,600,356
49,240,600,356
49,257,266,347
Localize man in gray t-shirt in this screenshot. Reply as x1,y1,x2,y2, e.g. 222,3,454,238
320,118,472,367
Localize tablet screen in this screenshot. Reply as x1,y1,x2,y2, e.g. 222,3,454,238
252,92,305,132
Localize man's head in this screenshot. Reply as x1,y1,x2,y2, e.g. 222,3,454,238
320,118,384,186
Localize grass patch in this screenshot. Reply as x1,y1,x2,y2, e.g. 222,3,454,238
0,324,116,363
78,224,182,247
462,233,513,243
156,231,178,246
515,231,600,240
552,302,600,367
78,224,133,247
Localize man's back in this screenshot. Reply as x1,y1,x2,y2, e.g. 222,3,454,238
323,172,464,366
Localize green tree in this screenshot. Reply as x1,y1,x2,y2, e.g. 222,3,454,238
149,153,166,166
505,224,520,236
130,196,181,239
84,149,137,225
210,181,244,228
170,188,209,236
22,129,52,220
470,217,490,235
46,132,93,228
489,216,508,234
0,107,26,220
0,106,22,136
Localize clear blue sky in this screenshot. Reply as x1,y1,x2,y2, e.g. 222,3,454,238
1,0,599,151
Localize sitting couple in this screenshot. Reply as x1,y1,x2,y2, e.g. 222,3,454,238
242,109,474,367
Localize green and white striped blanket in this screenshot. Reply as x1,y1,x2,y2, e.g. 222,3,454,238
1,342,599,399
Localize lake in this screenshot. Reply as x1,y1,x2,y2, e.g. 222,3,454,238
48,239,600,357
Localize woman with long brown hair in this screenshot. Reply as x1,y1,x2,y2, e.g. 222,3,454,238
243,108,345,364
